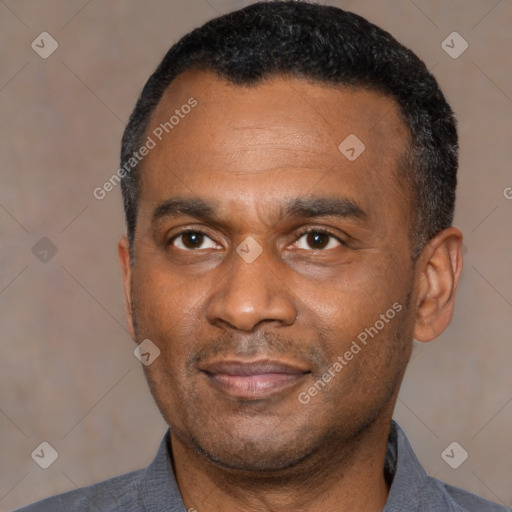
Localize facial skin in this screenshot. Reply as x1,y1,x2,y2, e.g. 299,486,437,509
118,70,463,512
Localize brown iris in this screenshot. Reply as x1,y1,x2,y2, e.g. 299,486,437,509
182,232,204,249
306,232,330,249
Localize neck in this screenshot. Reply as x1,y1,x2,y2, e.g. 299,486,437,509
171,414,393,512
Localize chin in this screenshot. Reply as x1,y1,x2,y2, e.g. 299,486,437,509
196,437,315,474
171,416,329,475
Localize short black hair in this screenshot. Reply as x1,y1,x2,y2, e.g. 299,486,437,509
120,0,458,261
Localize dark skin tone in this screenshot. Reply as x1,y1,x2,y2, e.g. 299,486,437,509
118,70,463,512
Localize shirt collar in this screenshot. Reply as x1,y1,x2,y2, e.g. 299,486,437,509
383,420,462,512
137,421,460,512
138,432,186,512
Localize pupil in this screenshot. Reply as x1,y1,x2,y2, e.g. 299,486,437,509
307,232,328,249
184,232,203,248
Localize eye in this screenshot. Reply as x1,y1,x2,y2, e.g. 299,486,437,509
170,231,220,250
294,229,342,251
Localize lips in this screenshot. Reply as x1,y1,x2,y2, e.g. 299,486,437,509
200,360,310,399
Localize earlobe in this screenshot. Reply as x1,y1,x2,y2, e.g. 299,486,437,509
413,227,464,343
118,236,136,340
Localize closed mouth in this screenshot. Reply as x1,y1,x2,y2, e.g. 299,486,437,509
200,359,310,399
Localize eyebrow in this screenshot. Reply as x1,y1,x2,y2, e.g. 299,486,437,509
151,196,366,227
283,197,366,221
152,198,217,225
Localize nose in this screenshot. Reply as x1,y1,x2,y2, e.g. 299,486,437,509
206,244,297,332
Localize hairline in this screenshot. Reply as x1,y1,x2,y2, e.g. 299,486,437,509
127,69,420,264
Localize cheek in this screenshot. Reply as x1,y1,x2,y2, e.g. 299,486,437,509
131,267,205,411
130,269,204,390
298,255,412,378
132,263,197,329
299,256,400,324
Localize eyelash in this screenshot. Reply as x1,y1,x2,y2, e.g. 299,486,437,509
168,227,347,250
294,227,347,248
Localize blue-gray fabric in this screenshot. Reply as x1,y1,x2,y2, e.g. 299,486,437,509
16,421,508,511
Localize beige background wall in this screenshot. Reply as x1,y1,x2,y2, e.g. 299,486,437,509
1,0,511,510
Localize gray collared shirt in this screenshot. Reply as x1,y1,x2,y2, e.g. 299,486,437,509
16,421,508,511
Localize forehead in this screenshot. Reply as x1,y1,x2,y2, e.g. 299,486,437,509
137,70,411,227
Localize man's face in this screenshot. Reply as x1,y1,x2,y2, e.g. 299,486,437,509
123,71,418,472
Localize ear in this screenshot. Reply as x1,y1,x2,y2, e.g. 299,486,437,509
118,236,136,340
413,227,464,343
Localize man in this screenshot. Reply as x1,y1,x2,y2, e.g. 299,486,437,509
17,1,508,511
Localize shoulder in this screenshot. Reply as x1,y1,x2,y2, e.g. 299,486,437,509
426,476,509,512
14,468,147,512
15,431,183,512
387,422,509,512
